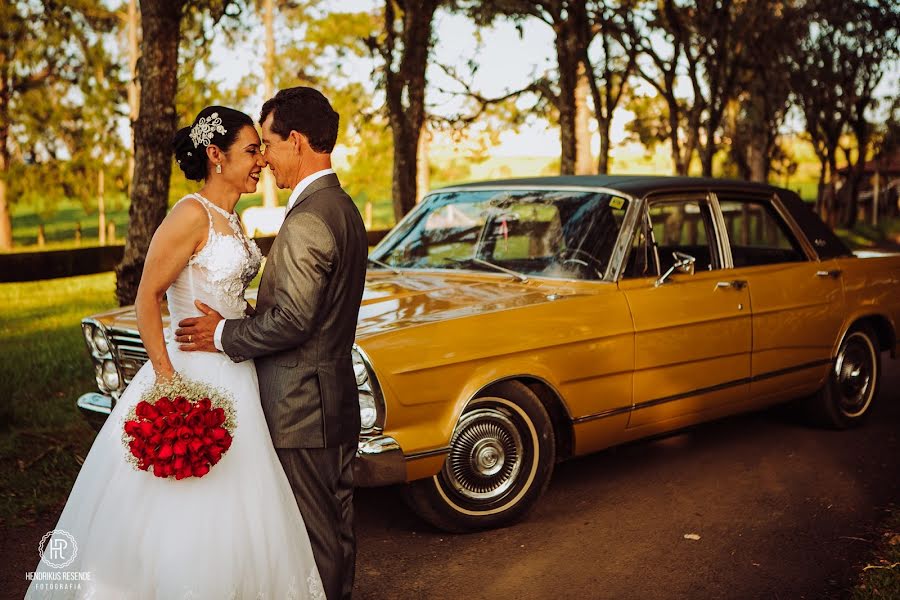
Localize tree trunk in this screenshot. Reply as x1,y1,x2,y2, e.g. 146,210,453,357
700,145,714,177
0,61,11,251
574,64,593,175
747,133,768,183
116,0,183,305
382,0,435,222
127,0,140,195
555,29,579,175
597,118,611,175
261,0,278,208
98,169,107,245
390,117,418,222
815,160,826,217
416,122,430,203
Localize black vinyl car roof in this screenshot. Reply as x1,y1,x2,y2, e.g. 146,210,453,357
438,175,853,260
441,174,782,197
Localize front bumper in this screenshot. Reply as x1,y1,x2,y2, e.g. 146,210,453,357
77,392,408,487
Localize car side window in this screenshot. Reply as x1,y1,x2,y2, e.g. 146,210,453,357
718,199,806,267
622,198,721,279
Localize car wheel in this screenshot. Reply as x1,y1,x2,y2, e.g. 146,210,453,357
404,381,555,532
809,324,881,429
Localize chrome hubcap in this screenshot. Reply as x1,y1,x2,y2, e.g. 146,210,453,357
835,333,875,417
444,407,524,502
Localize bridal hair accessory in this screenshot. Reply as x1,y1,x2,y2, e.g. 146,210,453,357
189,112,227,148
122,372,237,479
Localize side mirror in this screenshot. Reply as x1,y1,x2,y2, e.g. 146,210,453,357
655,251,696,287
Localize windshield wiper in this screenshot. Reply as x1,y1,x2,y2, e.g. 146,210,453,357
366,257,401,275
443,257,528,282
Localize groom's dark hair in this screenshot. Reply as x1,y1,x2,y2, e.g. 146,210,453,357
260,87,339,153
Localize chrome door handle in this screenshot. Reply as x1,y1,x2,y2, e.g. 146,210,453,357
816,269,842,279
716,280,747,290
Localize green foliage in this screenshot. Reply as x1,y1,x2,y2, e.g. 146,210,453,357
3,0,126,217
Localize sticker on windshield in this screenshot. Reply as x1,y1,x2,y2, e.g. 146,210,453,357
609,197,625,210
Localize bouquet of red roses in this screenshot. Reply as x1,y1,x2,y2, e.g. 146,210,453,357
121,374,236,480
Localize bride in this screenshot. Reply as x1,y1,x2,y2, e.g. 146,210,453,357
26,106,325,599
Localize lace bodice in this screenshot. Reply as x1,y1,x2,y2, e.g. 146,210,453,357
166,194,263,333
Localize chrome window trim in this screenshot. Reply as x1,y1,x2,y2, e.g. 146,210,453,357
618,191,722,280
711,191,816,264
707,192,734,269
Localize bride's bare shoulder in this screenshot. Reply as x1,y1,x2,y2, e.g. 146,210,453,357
163,196,208,229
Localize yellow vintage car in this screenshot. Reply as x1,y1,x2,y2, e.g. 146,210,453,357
78,176,900,532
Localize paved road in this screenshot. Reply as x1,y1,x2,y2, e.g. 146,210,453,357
5,357,898,599
353,356,900,600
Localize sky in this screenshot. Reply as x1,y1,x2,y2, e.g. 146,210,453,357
205,1,636,158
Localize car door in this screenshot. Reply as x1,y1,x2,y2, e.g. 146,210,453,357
619,193,752,430
714,194,845,403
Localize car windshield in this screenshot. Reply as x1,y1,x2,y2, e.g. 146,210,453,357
369,189,630,281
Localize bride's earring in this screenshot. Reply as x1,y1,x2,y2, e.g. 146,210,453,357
215,163,222,174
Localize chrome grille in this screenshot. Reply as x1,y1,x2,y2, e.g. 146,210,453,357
109,328,148,383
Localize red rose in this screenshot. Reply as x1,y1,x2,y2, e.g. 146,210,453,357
210,408,226,427
135,401,158,419
156,398,175,415
153,416,166,431
167,414,184,428
198,398,212,411
173,440,188,456
210,427,227,441
186,410,204,428
157,444,174,460
124,420,140,437
138,421,154,438
174,397,191,414
194,464,210,478
188,438,204,454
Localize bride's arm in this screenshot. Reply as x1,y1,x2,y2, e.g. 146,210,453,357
134,201,207,381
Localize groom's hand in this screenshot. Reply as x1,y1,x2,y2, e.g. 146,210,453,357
175,300,223,352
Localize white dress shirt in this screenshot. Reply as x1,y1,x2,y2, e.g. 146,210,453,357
213,168,336,351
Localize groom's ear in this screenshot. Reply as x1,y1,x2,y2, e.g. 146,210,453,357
288,130,309,152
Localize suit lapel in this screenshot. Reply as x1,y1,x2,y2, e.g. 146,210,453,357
285,173,341,219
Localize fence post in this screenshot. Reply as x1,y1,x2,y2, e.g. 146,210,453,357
107,222,116,244
365,201,373,229
37,224,45,248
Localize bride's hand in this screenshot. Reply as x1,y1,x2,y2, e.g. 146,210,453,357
155,368,178,384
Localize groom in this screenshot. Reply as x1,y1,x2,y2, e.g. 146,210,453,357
176,86,368,599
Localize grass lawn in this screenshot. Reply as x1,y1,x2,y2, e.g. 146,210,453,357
852,510,900,599
0,273,118,525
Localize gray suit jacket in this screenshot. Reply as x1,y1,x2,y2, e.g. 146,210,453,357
221,174,368,448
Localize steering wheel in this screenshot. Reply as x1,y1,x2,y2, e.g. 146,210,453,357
553,248,604,279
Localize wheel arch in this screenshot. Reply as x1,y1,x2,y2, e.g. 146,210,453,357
840,313,896,359
474,376,575,463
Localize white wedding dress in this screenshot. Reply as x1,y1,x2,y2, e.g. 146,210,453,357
26,194,325,600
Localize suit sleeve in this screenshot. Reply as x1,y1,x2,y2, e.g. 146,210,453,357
221,212,335,362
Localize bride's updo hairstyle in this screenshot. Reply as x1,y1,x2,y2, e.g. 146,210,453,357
172,106,254,181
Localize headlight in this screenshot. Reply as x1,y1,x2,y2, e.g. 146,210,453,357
351,348,368,386
93,329,111,354
101,360,120,390
359,391,377,430
83,324,98,354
